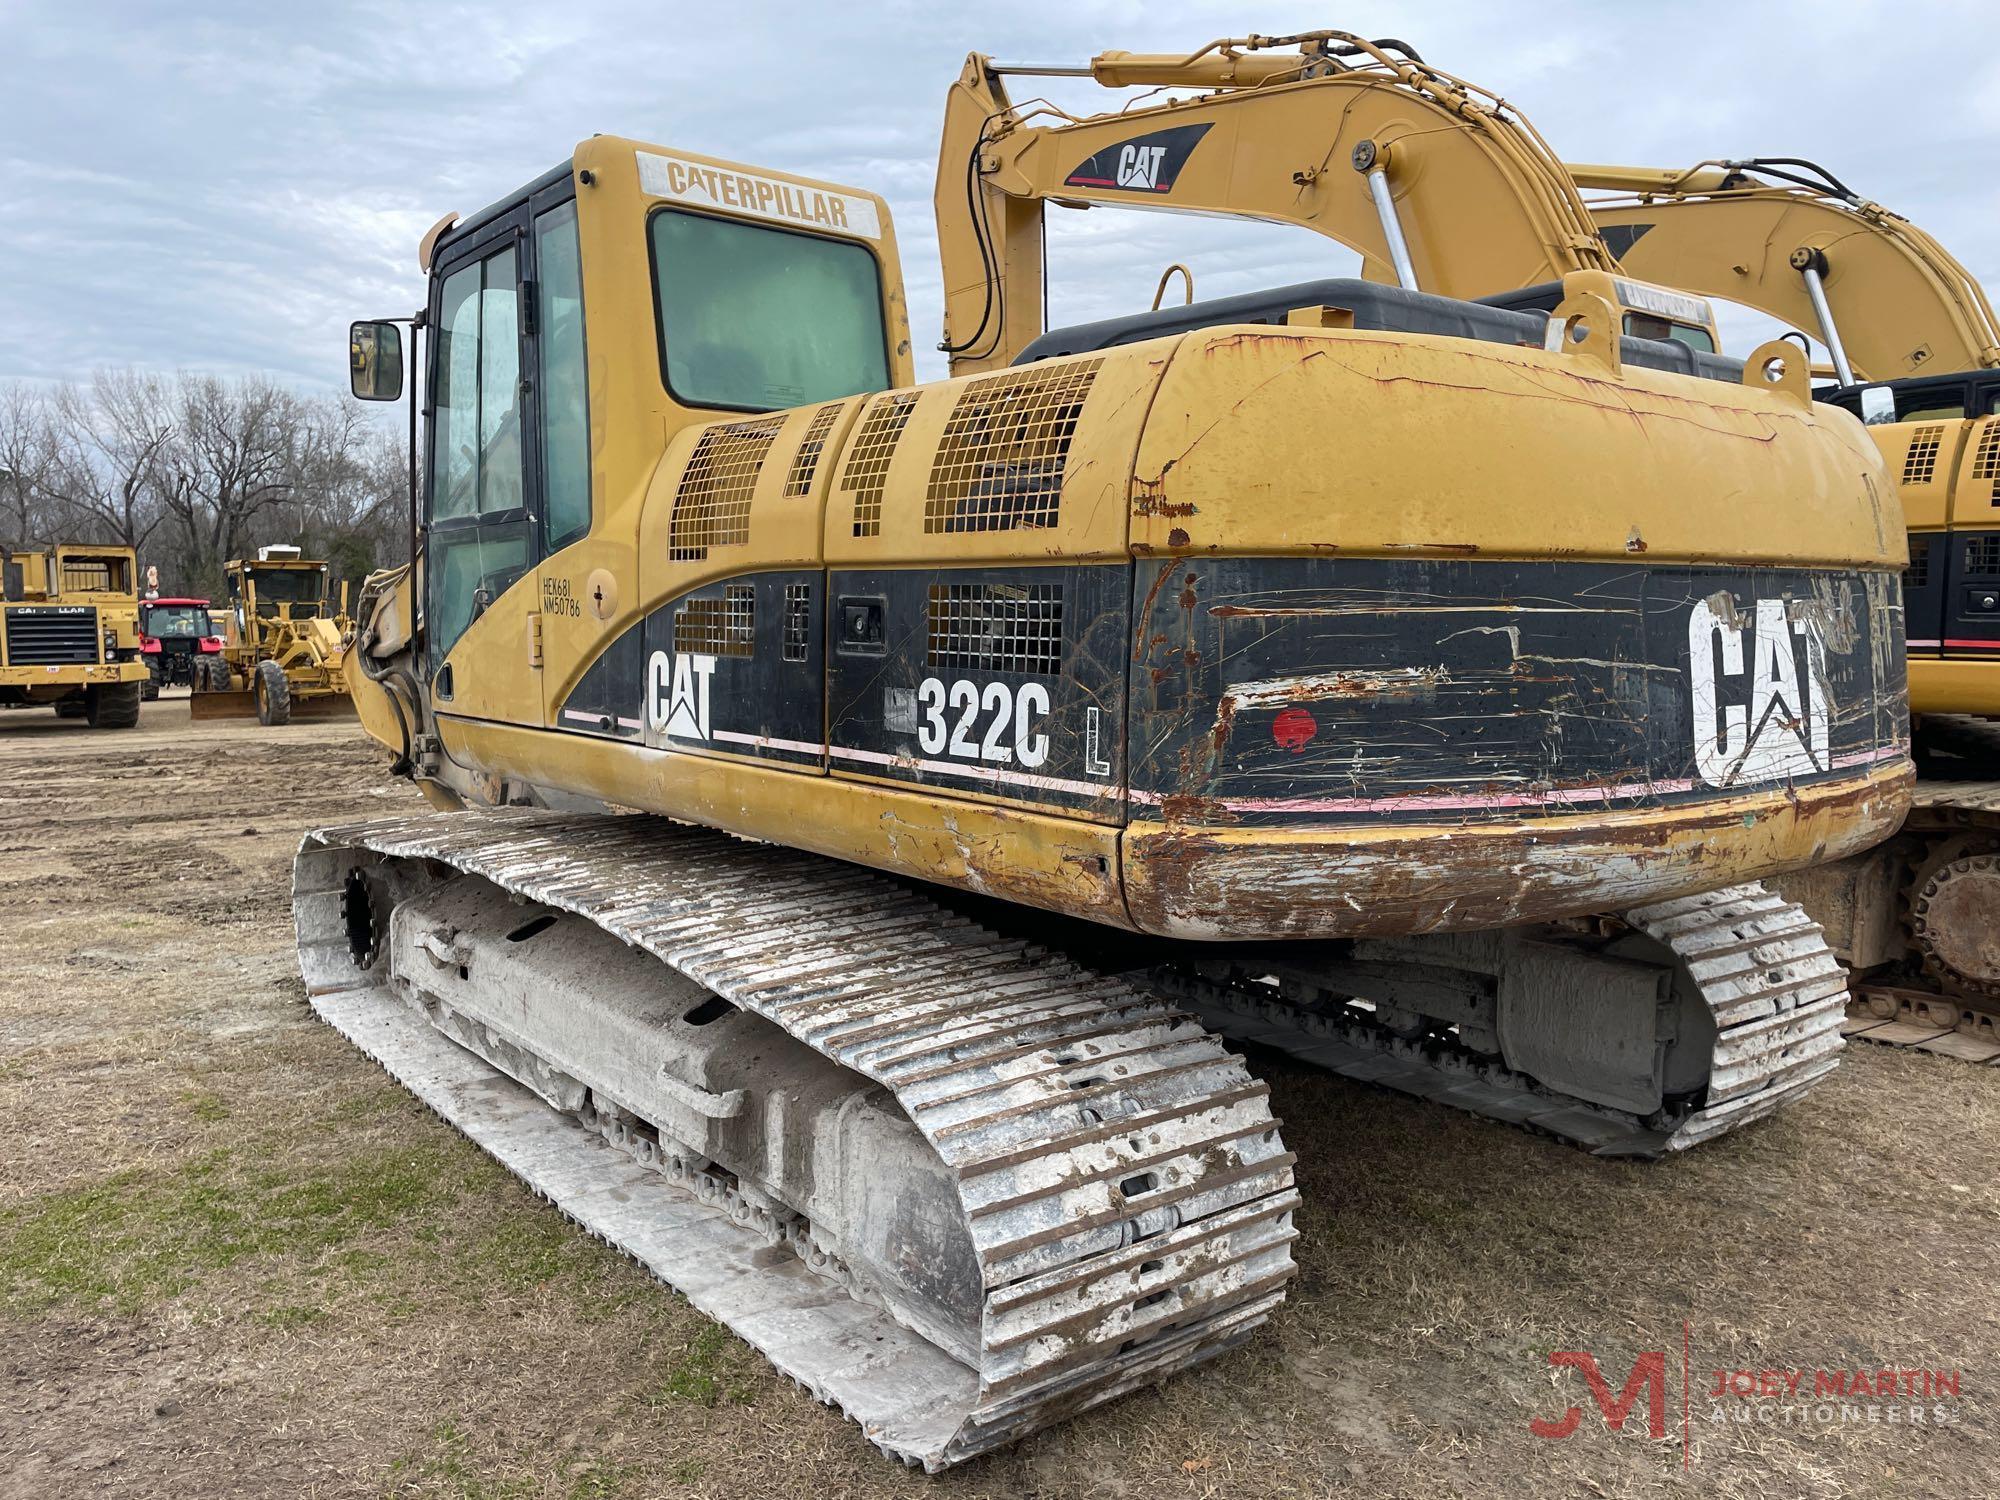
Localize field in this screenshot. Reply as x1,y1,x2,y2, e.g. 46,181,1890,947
1,698,1993,1499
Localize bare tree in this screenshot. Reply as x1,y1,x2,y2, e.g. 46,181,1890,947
49,371,175,551
1,371,406,597
0,384,63,549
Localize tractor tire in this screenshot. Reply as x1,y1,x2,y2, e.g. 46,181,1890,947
201,658,233,693
86,680,143,729
142,675,161,702
255,659,292,726
53,697,86,719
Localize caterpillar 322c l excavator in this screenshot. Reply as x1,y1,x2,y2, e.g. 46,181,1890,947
313,32,1910,1468
1569,158,2000,1054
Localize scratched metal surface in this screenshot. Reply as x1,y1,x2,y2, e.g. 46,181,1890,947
1130,559,1906,824
294,809,1298,1470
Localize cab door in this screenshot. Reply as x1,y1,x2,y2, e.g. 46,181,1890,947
424,208,542,726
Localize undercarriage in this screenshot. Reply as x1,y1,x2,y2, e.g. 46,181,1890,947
297,807,1847,1466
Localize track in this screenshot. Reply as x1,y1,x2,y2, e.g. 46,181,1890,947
1841,719,2000,1061
1145,884,1849,1157
294,809,1299,1471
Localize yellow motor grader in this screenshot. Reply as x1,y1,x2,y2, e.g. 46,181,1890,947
191,546,355,725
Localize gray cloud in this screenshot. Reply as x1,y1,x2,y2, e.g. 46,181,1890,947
3,0,1996,393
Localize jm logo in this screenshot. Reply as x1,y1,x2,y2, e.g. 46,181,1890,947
1531,1351,1669,1441
646,650,715,740
1116,143,1169,190
1687,596,1830,787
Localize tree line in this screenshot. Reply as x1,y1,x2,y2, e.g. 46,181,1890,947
0,371,408,600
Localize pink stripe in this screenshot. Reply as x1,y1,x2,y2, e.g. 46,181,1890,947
829,744,1111,800
713,728,825,755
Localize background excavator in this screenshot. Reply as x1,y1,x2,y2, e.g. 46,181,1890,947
312,30,1909,1468
1567,159,2000,1055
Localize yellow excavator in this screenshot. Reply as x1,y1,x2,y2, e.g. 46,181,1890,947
1566,158,2000,1054
312,32,1910,1468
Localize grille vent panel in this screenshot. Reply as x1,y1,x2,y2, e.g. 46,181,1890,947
1902,425,1946,486
841,393,919,538
784,404,844,499
1972,424,2000,504
926,583,1063,676
1905,536,1931,590
674,585,756,658
924,361,1100,534
670,419,783,562
4,607,99,666
782,583,811,663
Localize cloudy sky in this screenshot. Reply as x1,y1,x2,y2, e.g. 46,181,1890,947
4,0,1998,396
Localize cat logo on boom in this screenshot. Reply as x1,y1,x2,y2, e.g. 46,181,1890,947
1116,144,1169,190
1062,123,1211,195
1688,596,1831,787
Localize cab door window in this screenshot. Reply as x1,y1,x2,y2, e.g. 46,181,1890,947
427,243,531,672
534,202,592,548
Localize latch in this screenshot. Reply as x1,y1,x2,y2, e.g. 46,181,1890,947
526,611,543,668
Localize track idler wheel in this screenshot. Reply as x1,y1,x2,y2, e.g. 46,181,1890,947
1908,841,2000,1005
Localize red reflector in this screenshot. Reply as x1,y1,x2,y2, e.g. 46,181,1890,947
1272,706,1317,753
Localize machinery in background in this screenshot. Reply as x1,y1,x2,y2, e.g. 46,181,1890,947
1568,158,2000,1055
313,31,1912,1468
0,543,147,728
192,546,355,725
137,596,228,697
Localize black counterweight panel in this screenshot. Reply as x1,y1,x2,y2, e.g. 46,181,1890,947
826,564,1127,819
555,570,825,766
1131,558,1904,826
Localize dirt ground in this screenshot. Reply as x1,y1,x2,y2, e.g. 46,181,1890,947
1,696,1993,1500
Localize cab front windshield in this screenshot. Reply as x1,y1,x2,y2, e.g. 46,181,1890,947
249,568,326,606
142,605,211,637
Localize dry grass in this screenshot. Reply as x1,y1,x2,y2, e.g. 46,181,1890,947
0,700,1993,1499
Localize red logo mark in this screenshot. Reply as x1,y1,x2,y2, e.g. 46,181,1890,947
1531,1350,1669,1441
1272,706,1317,753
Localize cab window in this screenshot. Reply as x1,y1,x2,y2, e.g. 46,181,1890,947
1623,312,1715,354
651,209,889,411
535,202,592,547
427,242,531,672
1896,383,1969,424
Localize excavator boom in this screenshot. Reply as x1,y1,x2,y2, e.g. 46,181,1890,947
1572,157,2000,381
937,32,1660,373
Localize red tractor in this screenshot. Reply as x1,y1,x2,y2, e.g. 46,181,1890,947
137,597,228,698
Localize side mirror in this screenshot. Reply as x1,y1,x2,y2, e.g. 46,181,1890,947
1859,385,1896,426
349,321,404,401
